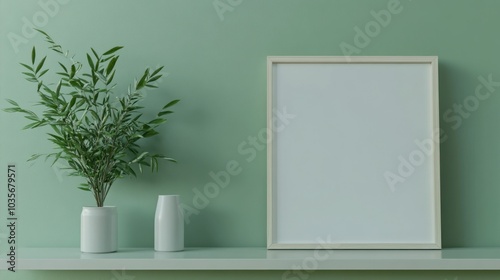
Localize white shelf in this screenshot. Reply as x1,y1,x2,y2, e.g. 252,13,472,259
2,247,500,270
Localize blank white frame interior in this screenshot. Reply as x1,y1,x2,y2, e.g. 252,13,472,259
267,56,441,249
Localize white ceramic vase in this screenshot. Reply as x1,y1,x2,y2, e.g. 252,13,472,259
155,195,184,251
80,206,117,253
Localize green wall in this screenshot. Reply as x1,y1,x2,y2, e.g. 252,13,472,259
1,0,500,278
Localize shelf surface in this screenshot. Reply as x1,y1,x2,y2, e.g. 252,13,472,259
1,247,500,270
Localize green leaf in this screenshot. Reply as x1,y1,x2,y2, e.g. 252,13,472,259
91,48,99,60
148,118,166,125
34,28,49,37
150,66,164,77
6,99,19,107
106,71,116,85
162,99,180,109
20,63,33,71
58,62,68,73
28,154,43,162
142,130,159,138
50,124,61,135
31,46,36,65
55,81,62,95
86,54,95,70
148,75,162,82
50,151,63,166
35,56,46,74
158,110,173,116
130,133,144,139
131,151,148,163
47,133,64,142
128,106,144,111
96,70,106,82
103,46,123,56
89,109,100,120
106,56,118,75
50,45,63,55
101,55,115,63
151,157,158,172
22,72,36,78
78,187,91,192
55,72,69,78
136,69,149,89
70,64,76,78
69,79,82,89
24,115,40,123
23,122,39,129
68,96,76,109
38,69,49,78
3,108,19,113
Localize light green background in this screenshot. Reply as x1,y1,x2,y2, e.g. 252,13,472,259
1,0,500,278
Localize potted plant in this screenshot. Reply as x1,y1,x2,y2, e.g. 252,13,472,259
4,30,179,253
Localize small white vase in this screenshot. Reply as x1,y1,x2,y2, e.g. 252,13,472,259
155,195,184,251
80,206,117,253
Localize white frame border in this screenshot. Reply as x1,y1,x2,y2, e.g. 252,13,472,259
266,56,441,250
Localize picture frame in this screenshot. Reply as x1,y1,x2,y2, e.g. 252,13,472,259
267,56,441,249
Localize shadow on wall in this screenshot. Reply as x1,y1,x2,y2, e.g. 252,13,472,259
438,61,500,248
